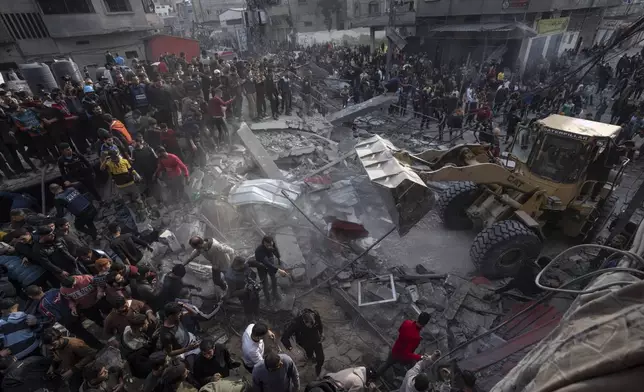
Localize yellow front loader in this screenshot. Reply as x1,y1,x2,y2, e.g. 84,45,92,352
356,115,628,278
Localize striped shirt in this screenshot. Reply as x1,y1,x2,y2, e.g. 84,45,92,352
0,311,41,359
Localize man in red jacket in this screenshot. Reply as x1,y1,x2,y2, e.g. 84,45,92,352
375,312,430,376
154,147,189,202
208,88,235,145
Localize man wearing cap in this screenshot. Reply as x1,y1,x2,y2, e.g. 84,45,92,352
50,183,98,240
0,297,41,360
57,143,101,202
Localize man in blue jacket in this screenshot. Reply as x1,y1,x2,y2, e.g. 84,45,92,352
24,285,102,349
49,183,97,240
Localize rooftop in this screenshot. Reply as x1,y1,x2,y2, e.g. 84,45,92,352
538,114,622,139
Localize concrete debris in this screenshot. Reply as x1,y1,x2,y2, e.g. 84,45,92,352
158,230,182,252
236,122,285,180
418,282,447,310
275,227,306,269
443,282,470,321
327,94,397,125
174,220,207,248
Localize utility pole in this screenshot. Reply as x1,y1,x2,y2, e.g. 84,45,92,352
385,0,396,78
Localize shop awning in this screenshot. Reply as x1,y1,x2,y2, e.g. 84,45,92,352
430,22,537,36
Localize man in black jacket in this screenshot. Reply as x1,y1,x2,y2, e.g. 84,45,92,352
253,235,288,305
33,225,81,275
193,339,240,386
131,134,158,195
281,308,324,375
57,143,101,201
107,222,152,265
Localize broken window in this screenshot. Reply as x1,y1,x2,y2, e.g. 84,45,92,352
104,0,132,13
368,1,380,16
37,0,95,14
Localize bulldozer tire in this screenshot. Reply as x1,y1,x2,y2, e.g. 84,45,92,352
470,220,542,279
438,181,480,230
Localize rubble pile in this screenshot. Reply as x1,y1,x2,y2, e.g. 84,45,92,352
352,114,443,152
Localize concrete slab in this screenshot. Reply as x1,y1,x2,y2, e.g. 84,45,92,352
236,123,285,180
250,116,304,132
443,283,469,321
327,95,397,125
275,227,306,269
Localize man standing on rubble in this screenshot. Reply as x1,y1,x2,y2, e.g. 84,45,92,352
184,235,235,292
281,308,325,376
253,235,289,305
375,312,431,377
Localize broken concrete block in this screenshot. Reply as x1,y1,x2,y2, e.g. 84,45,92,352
327,95,397,125
158,230,182,252
306,255,329,282
149,242,170,260
345,348,362,363
175,220,206,248
290,267,306,282
419,282,447,310
275,227,305,269
236,123,285,180
455,308,488,337
444,274,469,288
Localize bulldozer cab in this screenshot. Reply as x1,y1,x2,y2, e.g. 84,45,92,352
508,115,623,194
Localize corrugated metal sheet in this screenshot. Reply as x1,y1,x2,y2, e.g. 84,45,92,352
228,179,301,210
355,135,426,189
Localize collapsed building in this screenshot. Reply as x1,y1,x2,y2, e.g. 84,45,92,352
81,89,621,390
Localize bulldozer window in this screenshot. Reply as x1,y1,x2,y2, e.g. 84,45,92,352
510,124,538,162
528,133,591,184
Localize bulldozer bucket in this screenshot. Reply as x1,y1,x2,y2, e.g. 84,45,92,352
355,135,435,236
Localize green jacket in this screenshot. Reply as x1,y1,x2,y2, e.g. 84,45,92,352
199,378,248,392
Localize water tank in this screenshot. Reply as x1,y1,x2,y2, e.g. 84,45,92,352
51,59,83,85
18,63,58,95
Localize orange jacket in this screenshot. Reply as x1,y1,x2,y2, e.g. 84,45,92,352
110,119,133,145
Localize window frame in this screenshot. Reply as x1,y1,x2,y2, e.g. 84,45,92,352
103,0,133,13
36,0,96,15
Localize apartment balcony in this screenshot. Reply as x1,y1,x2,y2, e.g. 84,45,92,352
350,9,415,28
267,4,291,16
43,11,161,38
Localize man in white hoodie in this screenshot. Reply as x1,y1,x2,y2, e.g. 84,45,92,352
317,366,376,392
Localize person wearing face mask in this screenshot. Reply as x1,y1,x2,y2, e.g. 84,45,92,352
57,143,101,202
281,308,325,376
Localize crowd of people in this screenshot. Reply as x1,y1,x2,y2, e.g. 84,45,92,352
1,35,643,392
